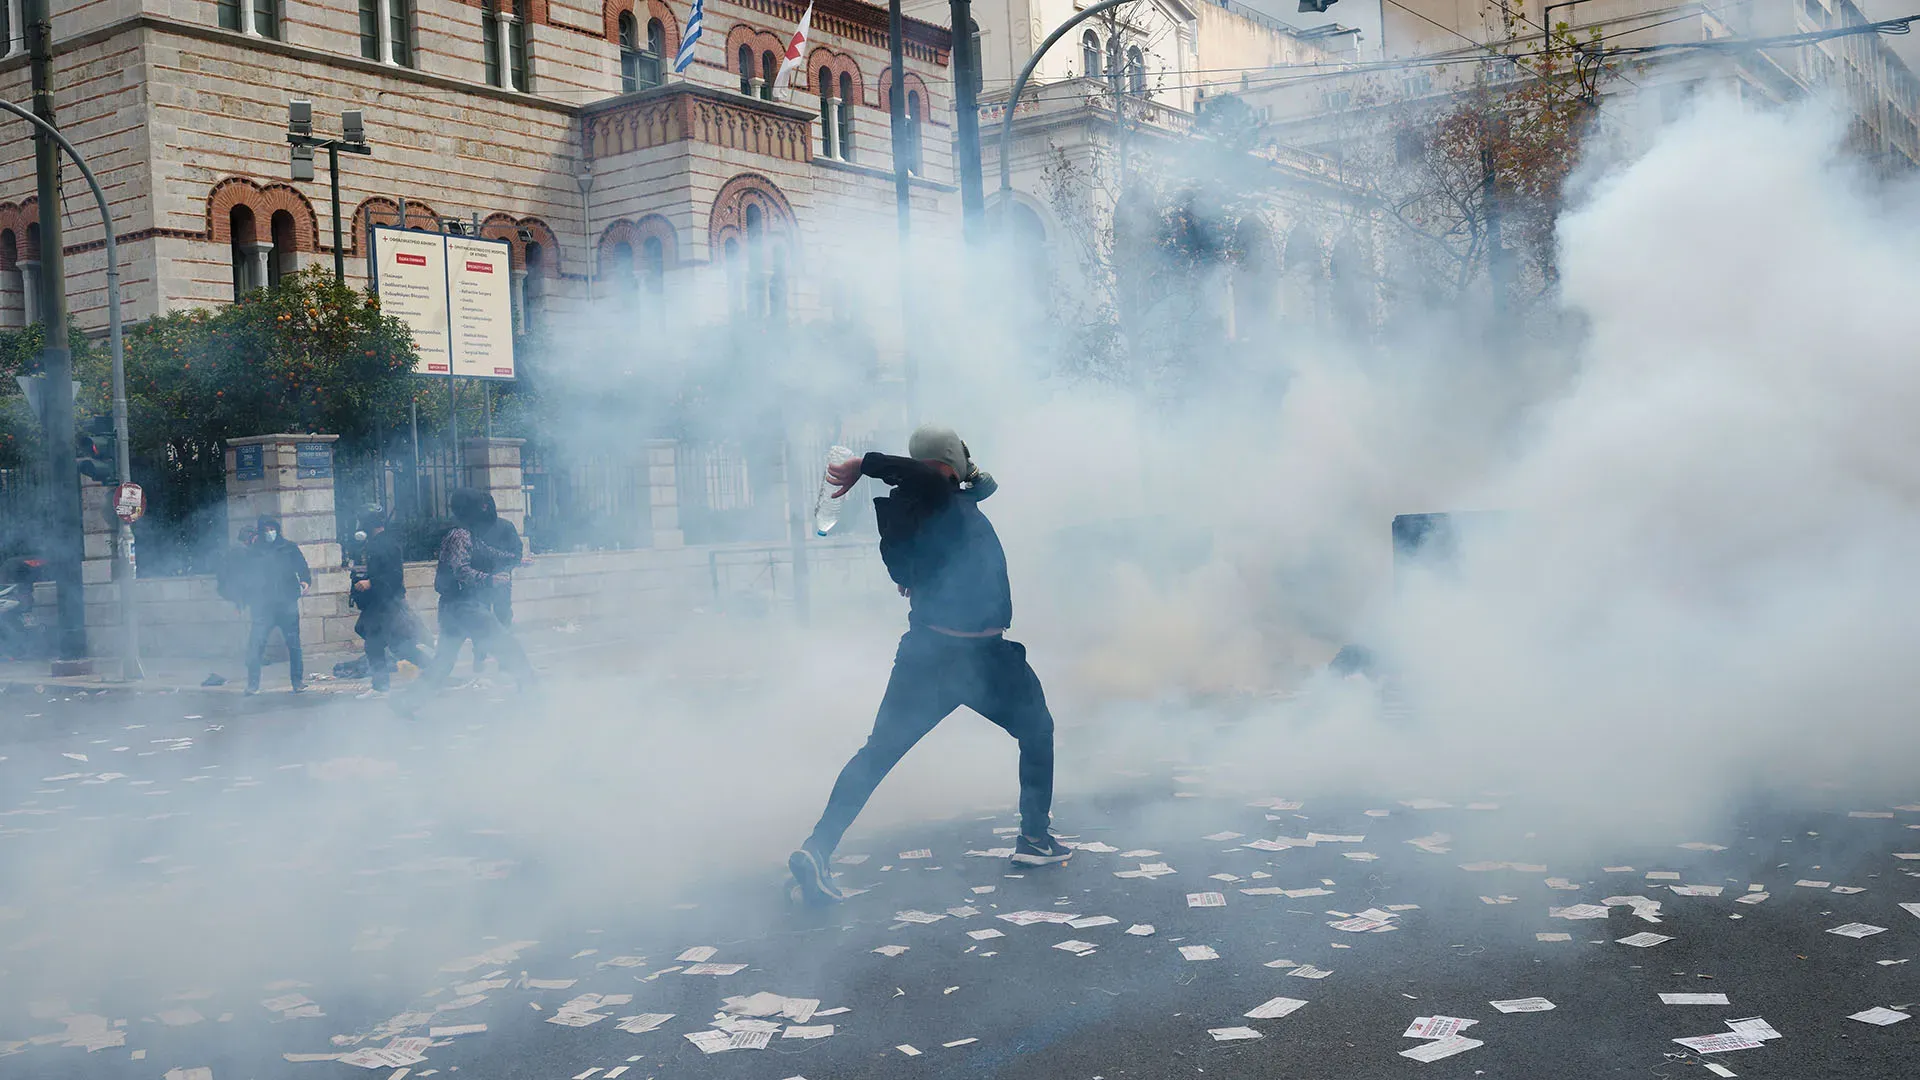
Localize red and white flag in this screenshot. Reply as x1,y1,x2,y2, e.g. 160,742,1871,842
774,2,815,100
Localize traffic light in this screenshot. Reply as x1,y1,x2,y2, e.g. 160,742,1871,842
76,416,117,484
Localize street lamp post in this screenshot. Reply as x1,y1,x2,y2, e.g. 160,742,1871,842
0,98,141,681
287,101,373,285
995,0,1135,206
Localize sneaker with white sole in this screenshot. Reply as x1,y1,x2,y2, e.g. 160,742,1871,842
788,848,845,905
1012,833,1072,866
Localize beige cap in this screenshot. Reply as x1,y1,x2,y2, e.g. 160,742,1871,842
908,424,971,478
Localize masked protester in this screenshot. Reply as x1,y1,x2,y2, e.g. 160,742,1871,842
350,504,432,698
469,492,523,674
396,488,536,711
787,426,1066,906
242,514,311,695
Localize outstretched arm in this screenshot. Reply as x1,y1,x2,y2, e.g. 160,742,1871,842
827,452,952,499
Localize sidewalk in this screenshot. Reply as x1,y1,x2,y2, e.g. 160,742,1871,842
0,621,666,699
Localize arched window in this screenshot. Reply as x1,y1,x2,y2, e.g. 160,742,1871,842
838,71,856,161
607,239,637,295
1081,30,1101,78
1106,36,1124,92
739,44,755,95
1128,46,1145,94
745,203,766,317
0,229,19,329
523,242,545,332
905,89,924,174
641,236,665,295
724,237,743,312
619,13,639,91
818,64,834,156
760,51,777,101
269,209,296,289
647,19,665,56
969,19,983,94
219,0,279,39
230,205,259,300
769,246,788,323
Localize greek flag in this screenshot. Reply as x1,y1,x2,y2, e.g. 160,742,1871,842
674,0,703,73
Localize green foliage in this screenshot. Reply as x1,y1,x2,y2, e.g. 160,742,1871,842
0,316,111,469
125,268,419,456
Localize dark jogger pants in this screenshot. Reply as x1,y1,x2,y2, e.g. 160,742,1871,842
363,614,430,692
805,629,1056,857
412,601,536,696
245,603,302,690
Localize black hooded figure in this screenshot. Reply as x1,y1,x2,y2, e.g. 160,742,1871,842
350,503,432,695
469,491,522,673
243,513,311,694
398,488,537,708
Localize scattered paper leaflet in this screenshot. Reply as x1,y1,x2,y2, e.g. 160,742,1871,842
1489,998,1555,1013
1244,997,1309,1019
1404,1017,1478,1039
1400,1036,1482,1062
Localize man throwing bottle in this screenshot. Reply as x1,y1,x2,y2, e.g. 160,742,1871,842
789,425,1068,905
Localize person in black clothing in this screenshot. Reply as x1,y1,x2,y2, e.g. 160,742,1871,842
350,504,432,697
396,489,536,710
469,492,522,674
242,514,312,695
788,425,1068,906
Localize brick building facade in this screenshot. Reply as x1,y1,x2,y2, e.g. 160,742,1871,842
0,0,958,340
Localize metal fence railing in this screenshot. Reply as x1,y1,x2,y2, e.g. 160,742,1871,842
521,445,652,554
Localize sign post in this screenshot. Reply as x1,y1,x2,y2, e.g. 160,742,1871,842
370,226,516,492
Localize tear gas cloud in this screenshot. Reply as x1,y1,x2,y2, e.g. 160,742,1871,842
7,93,1920,1027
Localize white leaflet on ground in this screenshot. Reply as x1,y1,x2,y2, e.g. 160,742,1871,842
1179,945,1219,961
1847,1007,1909,1026
833,854,869,864
1403,1016,1478,1039
1119,849,1161,858
1489,997,1555,1013
946,906,981,919
1244,996,1309,1019
893,910,947,925
896,1044,922,1056
1206,1027,1264,1041
1288,964,1332,979
1068,915,1119,929
943,1037,978,1047
1616,932,1673,947
1660,993,1731,1005
1307,833,1364,843
429,1024,487,1037
1849,811,1894,818
1549,904,1609,920
1724,1017,1782,1041
1400,799,1453,810
1703,1064,1738,1078
1602,866,1635,873
871,946,909,957
1126,924,1155,936
1826,923,1888,938
996,910,1078,925
1735,892,1770,905
1645,871,1681,881
1793,880,1831,888
1187,892,1226,908
1052,940,1098,955
967,929,1005,940
781,1025,834,1039
1672,1034,1765,1053
898,849,931,859
1671,885,1724,897
1399,1036,1482,1062
1536,932,1573,942
1284,888,1333,898
1678,842,1728,851
682,963,747,975
1071,841,1118,853
1329,917,1392,933
1203,831,1244,842
1479,896,1517,905
675,947,717,963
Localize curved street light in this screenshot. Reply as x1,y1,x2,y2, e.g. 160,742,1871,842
995,0,1137,206
0,97,141,681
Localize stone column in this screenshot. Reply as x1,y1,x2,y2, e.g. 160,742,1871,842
750,76,766,99
510,267,528,335
243,0,262,36
646,439,684,549
375,0,395,63
243,241,274,292
496,9,518,90
225,434,341,570
17,258,38,324
464,437,526,533
823,98,841,160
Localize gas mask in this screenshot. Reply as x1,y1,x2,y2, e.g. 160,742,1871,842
353,530,367,543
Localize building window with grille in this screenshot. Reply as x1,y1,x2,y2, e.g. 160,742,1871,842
218,0,279,39
641,236,665,295
620,14,664,91
1081,30,1101,79
838,71,855,161
760,50,777,101
359,0,413,65
740,44,755,95
643,19,665,86
1127,46,1145,94
483,0,528,90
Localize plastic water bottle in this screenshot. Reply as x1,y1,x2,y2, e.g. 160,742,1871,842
814,446,856,536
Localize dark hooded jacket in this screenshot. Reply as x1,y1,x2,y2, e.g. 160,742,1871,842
866,453,1011,634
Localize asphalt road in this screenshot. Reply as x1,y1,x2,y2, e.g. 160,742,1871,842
2,684,1916,1079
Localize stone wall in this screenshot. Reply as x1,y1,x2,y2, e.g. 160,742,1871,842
39,535,888,661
